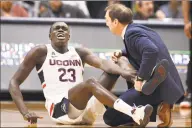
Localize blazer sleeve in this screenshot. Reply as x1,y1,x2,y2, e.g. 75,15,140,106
127,32,159,80
121,48,127,56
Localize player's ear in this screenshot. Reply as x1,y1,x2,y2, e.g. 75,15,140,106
49,33,51,40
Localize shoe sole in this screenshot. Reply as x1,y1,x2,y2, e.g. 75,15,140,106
139,104,153,127
142,59,169,95
157,105,173,127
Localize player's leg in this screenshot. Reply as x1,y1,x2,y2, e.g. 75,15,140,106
68,77,153,126
98,72,120,91
68,57,130,110
50,72,121,125
68,78,117,110
78,72,120,124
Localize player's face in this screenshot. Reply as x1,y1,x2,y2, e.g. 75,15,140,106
49,22,70,47
105,10,118,35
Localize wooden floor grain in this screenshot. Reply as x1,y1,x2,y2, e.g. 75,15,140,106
1,102,191,127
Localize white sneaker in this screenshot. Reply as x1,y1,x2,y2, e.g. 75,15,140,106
132,104,153,126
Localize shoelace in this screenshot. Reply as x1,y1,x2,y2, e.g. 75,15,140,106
131,103,143,114
133,103,137,108
131,103,137,114
132,103,143,109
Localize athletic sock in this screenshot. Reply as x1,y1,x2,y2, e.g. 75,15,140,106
113,98,134,117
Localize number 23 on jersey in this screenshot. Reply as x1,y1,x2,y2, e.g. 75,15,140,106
58,68,76,82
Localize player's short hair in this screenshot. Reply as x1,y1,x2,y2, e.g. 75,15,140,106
49,24,53,34
105,3,133,25
49,22,69,34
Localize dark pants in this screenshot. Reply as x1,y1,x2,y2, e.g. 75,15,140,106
103,86,163,126
186,39,192,93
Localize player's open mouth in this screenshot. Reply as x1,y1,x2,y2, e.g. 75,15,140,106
57,33,65,40
57,33,64,37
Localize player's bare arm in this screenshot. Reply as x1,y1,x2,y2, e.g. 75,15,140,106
75,46,136,81
9,45,46,123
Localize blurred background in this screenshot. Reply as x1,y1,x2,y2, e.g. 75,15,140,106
0,0,190,103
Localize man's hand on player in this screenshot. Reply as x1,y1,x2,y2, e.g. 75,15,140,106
23,112,43,124
112,50,122,62
134,80,143,92
184,22,191,39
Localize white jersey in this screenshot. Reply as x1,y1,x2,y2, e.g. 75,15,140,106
36,45,104,125
37,44,84,105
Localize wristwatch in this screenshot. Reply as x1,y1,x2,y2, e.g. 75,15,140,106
136,76,144,81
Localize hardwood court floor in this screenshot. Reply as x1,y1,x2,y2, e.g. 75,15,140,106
1,101,191,127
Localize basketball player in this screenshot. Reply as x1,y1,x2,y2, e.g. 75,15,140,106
9,21,156,126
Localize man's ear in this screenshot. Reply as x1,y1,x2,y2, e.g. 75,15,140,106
114,19,119,25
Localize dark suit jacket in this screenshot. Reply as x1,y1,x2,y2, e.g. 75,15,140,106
122,23,184,104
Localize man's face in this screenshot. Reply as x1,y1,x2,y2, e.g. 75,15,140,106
105,10,118,35
49,22,70,47
139,1,154,18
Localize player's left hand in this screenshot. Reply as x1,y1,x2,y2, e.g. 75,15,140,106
134,80,143,92
23,112,43,124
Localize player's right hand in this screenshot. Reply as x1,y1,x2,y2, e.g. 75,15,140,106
23,112,43,124
111,50,122,63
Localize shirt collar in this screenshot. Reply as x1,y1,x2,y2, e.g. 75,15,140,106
121,25,128,40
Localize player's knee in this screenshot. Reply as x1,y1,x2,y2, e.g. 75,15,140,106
85,77,98,88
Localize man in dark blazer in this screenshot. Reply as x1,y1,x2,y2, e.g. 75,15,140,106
103,3,184,127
